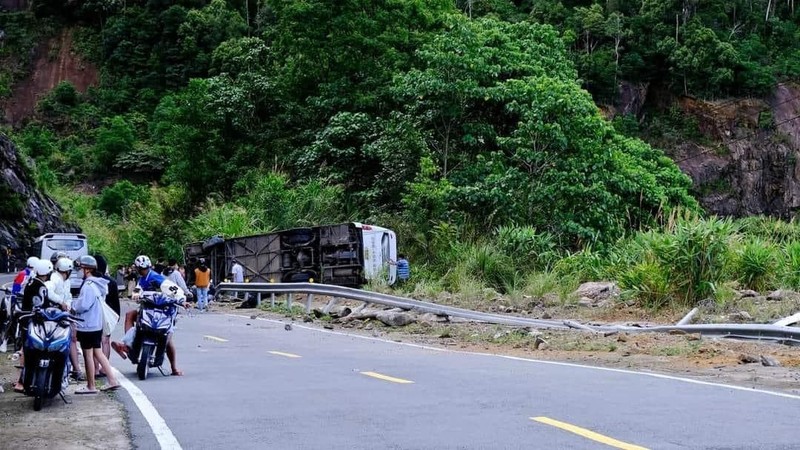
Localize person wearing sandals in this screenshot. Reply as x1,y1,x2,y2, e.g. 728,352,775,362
72,255,120,394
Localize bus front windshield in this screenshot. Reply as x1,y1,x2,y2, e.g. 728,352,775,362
45,239,85,251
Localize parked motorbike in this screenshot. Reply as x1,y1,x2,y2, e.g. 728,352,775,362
1,287,24,353
20,306,80,411
0,287,10,353
129,292,180,380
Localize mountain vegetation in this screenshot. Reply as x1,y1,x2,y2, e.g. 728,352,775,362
2,0,800,308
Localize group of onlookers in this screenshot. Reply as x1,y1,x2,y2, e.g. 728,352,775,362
10,253,121,395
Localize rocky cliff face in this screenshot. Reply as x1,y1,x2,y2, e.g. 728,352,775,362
672,83,800,217
0,133,78,250
608,81,800,218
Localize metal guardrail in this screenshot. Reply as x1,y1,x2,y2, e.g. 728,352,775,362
217,282,800,346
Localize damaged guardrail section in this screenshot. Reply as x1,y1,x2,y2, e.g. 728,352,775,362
218,282,800,346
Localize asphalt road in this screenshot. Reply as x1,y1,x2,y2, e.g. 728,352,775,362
5,270,800,450
109,304,800,450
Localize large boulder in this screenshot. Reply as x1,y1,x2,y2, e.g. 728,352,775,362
572,282,620,303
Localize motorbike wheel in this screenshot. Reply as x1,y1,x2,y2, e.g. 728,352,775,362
137,343,153,381
33,367,48,411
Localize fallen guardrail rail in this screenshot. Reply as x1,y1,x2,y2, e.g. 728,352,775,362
217,282,572,330
216,282,800,346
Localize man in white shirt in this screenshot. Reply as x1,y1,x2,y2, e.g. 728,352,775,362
46,257,84,382
231,260,244,299
166,259,192,301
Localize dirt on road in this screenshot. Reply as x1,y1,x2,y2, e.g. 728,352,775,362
213,295,800,396
0,353,130,449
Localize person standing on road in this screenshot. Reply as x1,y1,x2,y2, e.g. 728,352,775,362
167,259,191,299
194,259,211,311
13,259,54,393
115,265,125,290
230,259,244,300
46,257,84,383
94,255,120,378
72,255,120,394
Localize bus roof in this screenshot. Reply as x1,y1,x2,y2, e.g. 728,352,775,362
35,233,87,242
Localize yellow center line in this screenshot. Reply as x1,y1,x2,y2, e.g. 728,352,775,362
203,335,228,343
531,417,649,450
360,371,414,384
268,351,302,358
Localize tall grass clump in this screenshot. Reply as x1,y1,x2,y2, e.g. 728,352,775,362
185,198,262,241
460,244,520,293
649,213,736,304
737,216,800,244
553,247,610,283
495,225,560,271
733,238,779,291
780,241,800,289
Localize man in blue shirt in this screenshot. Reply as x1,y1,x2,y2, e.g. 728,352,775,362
111,255,185,376
391,254,410,284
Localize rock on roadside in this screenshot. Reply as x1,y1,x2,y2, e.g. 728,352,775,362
572,282,620,307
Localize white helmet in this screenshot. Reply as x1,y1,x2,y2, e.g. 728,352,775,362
33,259,53,277
55,258,73,273
134,255,152,269
27,256,40,268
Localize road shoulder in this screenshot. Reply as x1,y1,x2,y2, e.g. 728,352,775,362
0,352,131,449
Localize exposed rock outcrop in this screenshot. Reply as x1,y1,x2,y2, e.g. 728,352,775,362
0,133,78,250
671,83,800,217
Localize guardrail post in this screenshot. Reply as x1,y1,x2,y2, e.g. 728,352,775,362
270,293,275,308
287,293,293,309
256,292,262,307
305,294,314,314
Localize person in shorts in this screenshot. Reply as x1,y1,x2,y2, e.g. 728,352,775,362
72,256,120,394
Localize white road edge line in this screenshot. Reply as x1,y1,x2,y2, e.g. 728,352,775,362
113,368,183,450
226,313,800,401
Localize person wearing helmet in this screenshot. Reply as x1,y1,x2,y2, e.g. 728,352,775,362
21,260,55,311
0,256,36,354
13,259,55,393
10,256,39,307
72,255,120,394
111,255,185,376
49,251,68,265
45,257,84,382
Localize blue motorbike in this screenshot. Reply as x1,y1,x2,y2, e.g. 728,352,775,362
129,293,178,380
20,307,80,411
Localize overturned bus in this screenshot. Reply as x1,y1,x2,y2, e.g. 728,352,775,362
183,223,397,289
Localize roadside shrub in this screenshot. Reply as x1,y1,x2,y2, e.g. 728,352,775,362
734,239,779,292
495,225,559,271
184,198,261,241
652,214,736,304
737,216,800,244
462,244,519,293
780,241,800,289
617,260,671,310
553,247,609,283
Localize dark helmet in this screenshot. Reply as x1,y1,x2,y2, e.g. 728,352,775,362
77,255,98,269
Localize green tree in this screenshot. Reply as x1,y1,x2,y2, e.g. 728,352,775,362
94,115,135,172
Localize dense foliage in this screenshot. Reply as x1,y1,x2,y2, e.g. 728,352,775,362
3,0,799,308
